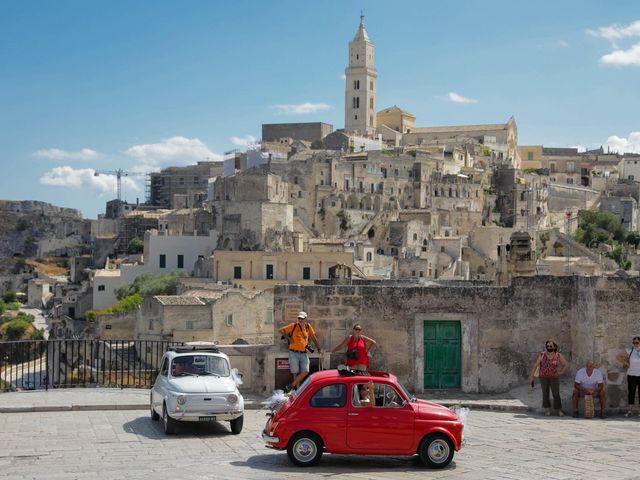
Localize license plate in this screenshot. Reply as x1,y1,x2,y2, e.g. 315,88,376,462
199,416,216,421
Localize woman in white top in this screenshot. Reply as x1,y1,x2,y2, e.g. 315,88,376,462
617,336,640,417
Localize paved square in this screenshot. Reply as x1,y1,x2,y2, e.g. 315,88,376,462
1,409,639,479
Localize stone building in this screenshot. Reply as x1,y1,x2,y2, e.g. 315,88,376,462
210,250,357,288
273,276,640,405
148,161,223,208
261,122,333,144
135,289,274,346
210,169,293,251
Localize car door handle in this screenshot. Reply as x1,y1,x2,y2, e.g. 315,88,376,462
348,413,359,416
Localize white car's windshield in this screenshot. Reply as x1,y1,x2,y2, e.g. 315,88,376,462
171,355,230,377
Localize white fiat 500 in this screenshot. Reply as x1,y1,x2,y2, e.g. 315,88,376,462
150,345,244,434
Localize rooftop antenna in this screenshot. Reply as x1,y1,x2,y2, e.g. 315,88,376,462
360,9,364,24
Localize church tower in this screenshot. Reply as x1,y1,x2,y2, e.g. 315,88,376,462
345,14,377,137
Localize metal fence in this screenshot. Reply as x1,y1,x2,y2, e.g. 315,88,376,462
0,340,182,391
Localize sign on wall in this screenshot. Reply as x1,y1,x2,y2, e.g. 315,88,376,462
284,301,304,323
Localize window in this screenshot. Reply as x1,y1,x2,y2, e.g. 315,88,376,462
310,383,346,408
298,191,302,198
148,319,154,330
366,252,372,262
294,176,298,184
303,267,311,280
266,264,274,280
394,169,399,178
265,309,274,324
160,357,169,376
370,97,374,109
629,175,635,181
177,255,184,269
233,266,242,279
159,254,166,269
441,246,445,252
98,285,105,292
225,314,233,326
527,151,534,161
567,178,574,185
550,163,557,173
413,233,418,241
186,321,194,330
411,270,416,277
370,81,373,90
419,271,424,277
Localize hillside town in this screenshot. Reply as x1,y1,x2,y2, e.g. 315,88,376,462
2,17,640,398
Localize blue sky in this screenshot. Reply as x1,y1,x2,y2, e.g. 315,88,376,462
1,1,639,218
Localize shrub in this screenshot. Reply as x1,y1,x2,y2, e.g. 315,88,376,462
114,272,184,300
2,291,17,303
1,318,32,340
85,294,143,319
127,237,144,254
5,301,21,311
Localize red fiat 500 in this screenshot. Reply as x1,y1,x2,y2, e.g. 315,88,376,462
262,369,463,468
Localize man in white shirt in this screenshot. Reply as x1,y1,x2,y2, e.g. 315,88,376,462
572,360,606,418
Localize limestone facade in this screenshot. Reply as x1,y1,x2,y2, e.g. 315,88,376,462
273,276,640,403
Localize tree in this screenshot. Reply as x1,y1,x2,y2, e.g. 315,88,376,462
127,237,144,254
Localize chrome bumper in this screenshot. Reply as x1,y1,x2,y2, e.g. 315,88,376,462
261,432,280,444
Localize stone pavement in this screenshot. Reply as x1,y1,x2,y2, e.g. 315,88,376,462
1,409,640,480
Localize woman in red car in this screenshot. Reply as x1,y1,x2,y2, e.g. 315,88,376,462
331,323,377,372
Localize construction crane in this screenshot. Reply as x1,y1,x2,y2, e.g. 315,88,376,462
94,168,146,202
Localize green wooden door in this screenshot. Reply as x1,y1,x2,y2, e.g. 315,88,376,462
424,321,461,389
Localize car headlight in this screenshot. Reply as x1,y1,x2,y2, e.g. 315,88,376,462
176,395,187,405
227,393,238,404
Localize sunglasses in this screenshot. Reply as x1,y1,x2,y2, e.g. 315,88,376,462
633,342,640,345
354,328,362,331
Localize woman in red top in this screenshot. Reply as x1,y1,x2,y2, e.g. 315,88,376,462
529,339,569,416
331,323,377,372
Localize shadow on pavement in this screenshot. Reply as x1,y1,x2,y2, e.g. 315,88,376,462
231,453,459,474
122,415,238,439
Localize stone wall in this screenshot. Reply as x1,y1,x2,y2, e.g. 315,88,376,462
273,277,640,403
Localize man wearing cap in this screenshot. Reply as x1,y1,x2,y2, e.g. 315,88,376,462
279,311,321,391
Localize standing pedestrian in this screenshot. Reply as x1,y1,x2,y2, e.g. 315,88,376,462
331,323,377,372
279,311,321,392
529,339,569,416
616,336,640,417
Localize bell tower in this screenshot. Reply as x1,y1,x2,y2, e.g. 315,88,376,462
344,14,377,137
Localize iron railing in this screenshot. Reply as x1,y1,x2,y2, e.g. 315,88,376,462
0,339,182,391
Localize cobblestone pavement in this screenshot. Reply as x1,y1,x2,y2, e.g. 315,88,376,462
1,409,639,480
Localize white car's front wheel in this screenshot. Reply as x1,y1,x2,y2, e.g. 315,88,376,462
163,403,177,435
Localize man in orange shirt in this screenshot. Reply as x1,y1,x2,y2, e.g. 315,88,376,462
279,311,321,391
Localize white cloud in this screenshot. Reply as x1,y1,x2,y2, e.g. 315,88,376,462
271,102,332,115
600,42,640,66
557,40,570,48
39,166,140,195
447,92,478,104
587,20,640,46
606,132,640,154
125,136,221,171
33,147,99,161
230,135,256,147
340,73,346,80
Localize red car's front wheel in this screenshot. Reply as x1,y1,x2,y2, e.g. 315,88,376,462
419,433,454,468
